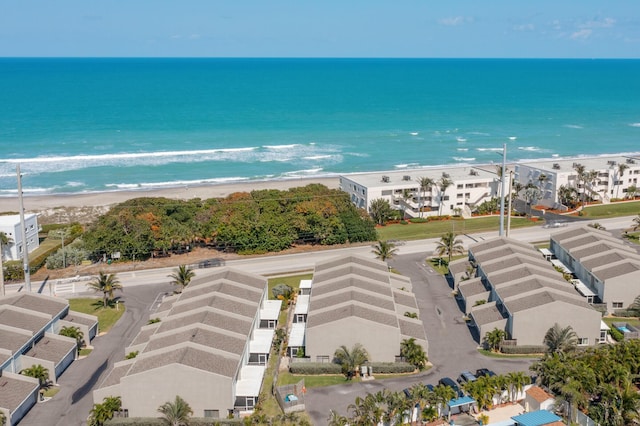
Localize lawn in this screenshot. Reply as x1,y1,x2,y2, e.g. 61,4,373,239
277,371,357,388
68,298,126,333
579,200,640,219
603,317,640,328
376,216,537,241
268,273,312,300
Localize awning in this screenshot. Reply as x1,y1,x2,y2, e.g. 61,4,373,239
448,395,475,408
512,410,562,426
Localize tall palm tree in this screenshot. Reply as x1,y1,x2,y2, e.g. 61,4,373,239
615,163,629,199
158,395,193,426
484,327,506,352
87,271,123,307
334,344,369,380
417,176,435,218
327,410,349,426
437,176,453,215
168,265,195,293
432,384,456,419
371,240,398,262
506,371,530,403
633,214,640,231
88,396,121,426
544,323,578,355
573,163,586,207
21,364,50,389
435,231,464,266
0,231,12,297
400,338,428,370
60,325,84,354
553,380,586,424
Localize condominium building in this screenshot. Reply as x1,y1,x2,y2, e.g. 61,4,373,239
0,214,40,261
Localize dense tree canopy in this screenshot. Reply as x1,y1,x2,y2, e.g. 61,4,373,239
83,184,376,259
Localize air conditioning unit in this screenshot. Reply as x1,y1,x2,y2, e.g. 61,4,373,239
552,163,560,170
402,175,411,181
381,176,390,183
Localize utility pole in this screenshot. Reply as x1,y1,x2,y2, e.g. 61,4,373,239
17,164,31,292
499,143,507,237
0,238,4,296
506,170,514,237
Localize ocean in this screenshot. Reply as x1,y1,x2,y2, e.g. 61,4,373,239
0,58,639,195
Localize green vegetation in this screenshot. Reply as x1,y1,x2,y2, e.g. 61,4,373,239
578,200,640,218
42,387,60,398
87,272,123,307
278,371,359,388
376,216,536,241
602,317,640,328
83,185,376,260
267,274,312,301
69,298,126,333
79,348,93,356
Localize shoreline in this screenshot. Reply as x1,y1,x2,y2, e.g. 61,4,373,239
0,177,341,214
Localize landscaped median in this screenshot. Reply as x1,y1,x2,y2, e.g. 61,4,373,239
68,298,126,334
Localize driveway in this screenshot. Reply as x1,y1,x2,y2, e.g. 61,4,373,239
304,251,534,426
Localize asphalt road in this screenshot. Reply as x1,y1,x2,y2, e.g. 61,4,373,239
21,282,174,426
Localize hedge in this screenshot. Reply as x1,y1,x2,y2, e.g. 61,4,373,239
106,418,243,425
289,362,342,375
369,362,415,374
409,218,428,223
612,309,638,318
609,327,624,342
500,345,546,355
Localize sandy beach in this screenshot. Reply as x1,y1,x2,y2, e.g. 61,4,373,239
0,177,341,222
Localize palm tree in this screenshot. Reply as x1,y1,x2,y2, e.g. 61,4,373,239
158,395,193,426
21,364,50,389
437,176,453,215
484,327,506,352
615,163,629,199
506,371,530,403
327,410,349,426
633,214,640,231
371,240,398,262
0,410,5,426
627,184,638,200
400,338,428,370
168,265,195,293
432,384,456,419
573,162,586,207
87,271,123,307
553,380,586,424
59,325,84,354
544,323,578,355
435,231,464,266
88,396,121,426
0,231,12,297
369,198,393,226
334,344,369,380
417,176,435,218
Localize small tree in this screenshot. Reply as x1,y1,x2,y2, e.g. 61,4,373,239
544,323,577,355
158,395,193,426
334,344,369,380
168,265,195,293
88,396,121,426
87,271,123,307
400,338,428,371
369,198,394,226
272,283,295,307
59,326,84,354
21,364,49,389
372,240,398,262
435,231,464,266
484,328,506,352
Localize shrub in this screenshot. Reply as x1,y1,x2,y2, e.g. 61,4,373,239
289,362,342,375
368,362,415,374
474,300,487,306
400,220,409,225
105,419,243,425
500,345,546,355
613,309,637,318
409,218,428,223
609,327,624,342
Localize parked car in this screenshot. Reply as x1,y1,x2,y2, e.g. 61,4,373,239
438,377,463,397
198,258,225,268
457,371,477,384
475,368,496,378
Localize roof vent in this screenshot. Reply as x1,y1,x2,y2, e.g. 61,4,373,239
469,170,479,176
381,175,390,183
607,160,617,166
402,175,411,181
627,158,636,164
442,172,450,178
552,163,560,170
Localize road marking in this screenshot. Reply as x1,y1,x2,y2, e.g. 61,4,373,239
150,292,169,312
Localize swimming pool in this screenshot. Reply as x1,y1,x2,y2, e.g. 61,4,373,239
617,326,631,333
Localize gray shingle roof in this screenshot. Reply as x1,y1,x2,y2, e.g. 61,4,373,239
311,289,395,312
0,375,38,411
180,280,263,304
314,255,388,273
581,251,633,270
307,303,398,329
25,335,76,364
313,264,390,285
470,237,535,255
487,264,563,287
62,311,98,328
0,293,67,318
99,362,133,388
144,326,246,356
480,253,549,275
550,227,592,241
393,290,418,309
473,245,537,264
497,277,576,300
130,324,161,346
311,275,393,299
570,242,635,260
0,328,32,353
593,262,640,281
470,303,507,325
560,235,603,250
169,293,258,317
448,258,471,276
194,268,266,290
398,318,427,341
157,308,253,337
504,289,590,313
128,345,239,378
0,306,50,333
458,278,489,297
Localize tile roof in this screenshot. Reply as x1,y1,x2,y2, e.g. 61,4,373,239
526,386,554,403
0,293,67,318
0,374,39,411
307,303,398,329
25,335,76,364
128,345,240,378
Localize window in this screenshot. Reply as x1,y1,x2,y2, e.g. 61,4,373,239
457,184,463,189
612,302,624,309
577,338,588,346
204,410,219,418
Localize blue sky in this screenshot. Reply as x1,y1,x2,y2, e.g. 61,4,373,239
1,1,639,58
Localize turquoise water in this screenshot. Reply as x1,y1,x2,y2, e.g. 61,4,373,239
1,58,639,195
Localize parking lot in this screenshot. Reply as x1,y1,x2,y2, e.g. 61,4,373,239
305,250,535,425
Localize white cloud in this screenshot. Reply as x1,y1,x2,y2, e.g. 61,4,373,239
513,23,535,32
571,29,592,40
439,16,473,26
189,34,201,40
580,17,616,29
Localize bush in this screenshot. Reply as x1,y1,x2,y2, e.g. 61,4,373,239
610,327,625,342
613,309,638,317
289,362,342,375
500,345,546,355
106,419,243,425
369,362,415,374
409,218,428,223
400,220,408,225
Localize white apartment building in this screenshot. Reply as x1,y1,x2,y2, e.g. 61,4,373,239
340,166,499,218
514,155,640,209
0,214,40,261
